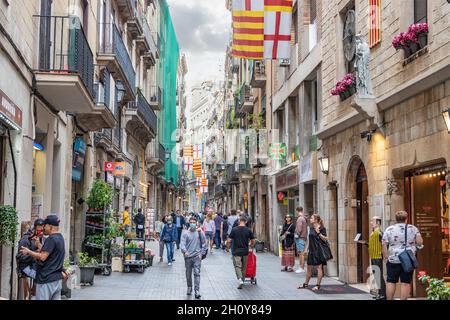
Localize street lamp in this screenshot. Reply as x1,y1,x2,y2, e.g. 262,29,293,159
116,81,126,104
442,108,450,133
318,156,329,175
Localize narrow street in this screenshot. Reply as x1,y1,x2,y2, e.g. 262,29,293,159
70,241,371,300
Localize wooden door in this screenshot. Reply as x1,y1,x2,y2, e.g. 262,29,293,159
412,174,442,297
356,164,369,283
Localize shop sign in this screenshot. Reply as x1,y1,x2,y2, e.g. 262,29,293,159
276,168,298,190
300,152,317,183
104,162,115,172
0,89,22,130
113,162,126,176
72,137,86,182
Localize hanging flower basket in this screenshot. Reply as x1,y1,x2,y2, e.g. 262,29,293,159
331,74,356,101
392,23,429,58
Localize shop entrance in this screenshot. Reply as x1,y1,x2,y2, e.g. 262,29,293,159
356,163,370,283
405,163,449,297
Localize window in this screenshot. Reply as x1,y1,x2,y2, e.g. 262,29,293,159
312,80,318,133
291,6,299,45
414,0,427,23
310,0,317,24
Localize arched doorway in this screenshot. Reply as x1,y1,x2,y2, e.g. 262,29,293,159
346,156,370,284
356,163,370,283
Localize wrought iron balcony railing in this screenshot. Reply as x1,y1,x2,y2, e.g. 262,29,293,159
159,143,166,163
98,23,136,93
128,91,158,134
36,15,94,98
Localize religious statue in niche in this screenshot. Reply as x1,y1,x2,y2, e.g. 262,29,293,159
354,34,374,97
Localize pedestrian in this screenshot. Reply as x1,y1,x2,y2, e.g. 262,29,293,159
19,215,70,300
160,216,178,265
16,218,45,299
180,216,207,299
214,212,224,249
294,207,308,273
175,210,186,249
123,206,131,234
298,214,330,292
221,214,229,250
202,212,215,252
227,210,238,236
382,210,423,300
233,211,253,230
156,216,166,262
280,214,296,272
133,208,145,239
226,216,256,289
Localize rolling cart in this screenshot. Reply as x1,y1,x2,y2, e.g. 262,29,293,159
123,238,146,273
83,210,112,276
244,249,257,285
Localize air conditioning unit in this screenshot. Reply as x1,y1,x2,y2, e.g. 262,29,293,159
279,58,290,67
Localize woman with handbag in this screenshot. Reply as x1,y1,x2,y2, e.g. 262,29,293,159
298,214,332,291
280,215,296,272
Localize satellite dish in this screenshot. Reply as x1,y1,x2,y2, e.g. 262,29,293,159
343,10,356,62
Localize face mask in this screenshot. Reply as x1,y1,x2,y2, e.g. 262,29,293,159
189,223,196,230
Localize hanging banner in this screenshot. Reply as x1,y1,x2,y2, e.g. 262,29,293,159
193,144,203,159
231,0,293,60
184,157,193,171
183,145,193,157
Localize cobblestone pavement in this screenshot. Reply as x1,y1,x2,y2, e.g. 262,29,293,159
70,241,372,300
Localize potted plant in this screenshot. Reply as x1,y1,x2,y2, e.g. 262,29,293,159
145,248,155,266
330,74,356,101
0,205,18,246
87,180,113,212
392,22,429,57
77,252,98,285
418,271,450,300
254,240,265,253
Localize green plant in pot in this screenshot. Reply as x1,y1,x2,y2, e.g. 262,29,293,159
0,205,18,246
418,272,450,300
87,180,113,211
77,252,98,286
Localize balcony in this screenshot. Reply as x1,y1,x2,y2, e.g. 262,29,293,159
35,16,114,127
238,85,254,114
116,0,134,21
126,2,143,40
153,32,161,59
146,141,165,173
97,23,136,103
148,85,162,110
94,128,121,155
136,18,157,68
238,163,253,181
124,91,157,145
225,165,240,185
250,61,266,88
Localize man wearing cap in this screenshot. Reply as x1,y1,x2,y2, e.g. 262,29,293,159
20,215,69,300
16,219,45,299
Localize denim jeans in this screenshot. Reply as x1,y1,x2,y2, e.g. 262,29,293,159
214,231,222,248
165,241,174,263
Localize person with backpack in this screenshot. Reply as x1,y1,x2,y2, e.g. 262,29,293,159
133,208,145,239
180,216,207,299
382,211,423,300
160,216,178,266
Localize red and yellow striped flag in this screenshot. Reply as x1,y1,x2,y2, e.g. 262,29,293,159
232,0,265,59
369,0,381,48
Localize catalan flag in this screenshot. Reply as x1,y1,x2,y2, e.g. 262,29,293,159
232,0,265,59
183,145,193,157
369,0,381,48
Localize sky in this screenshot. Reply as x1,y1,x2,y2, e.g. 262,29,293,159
167,0,231,101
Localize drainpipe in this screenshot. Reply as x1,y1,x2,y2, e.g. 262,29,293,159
7,129,17,300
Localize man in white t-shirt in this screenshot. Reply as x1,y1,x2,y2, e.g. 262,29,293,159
382,211,423,300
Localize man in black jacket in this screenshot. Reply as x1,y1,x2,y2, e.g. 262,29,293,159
175,210,186,249
134,209,146,239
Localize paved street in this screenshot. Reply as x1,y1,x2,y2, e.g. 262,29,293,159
70,241,372,300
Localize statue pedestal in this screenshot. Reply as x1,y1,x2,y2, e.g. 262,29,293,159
351,95,384,134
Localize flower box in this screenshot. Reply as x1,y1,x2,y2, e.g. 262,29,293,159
331,74,356,101
392,22,428,58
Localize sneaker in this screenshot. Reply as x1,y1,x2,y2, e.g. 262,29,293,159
168,262,172,266
295,268,305,274
237,279,244,289
195,291,201,299
186,287,192,296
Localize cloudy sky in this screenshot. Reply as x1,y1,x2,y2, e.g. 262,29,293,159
167,0,231,95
